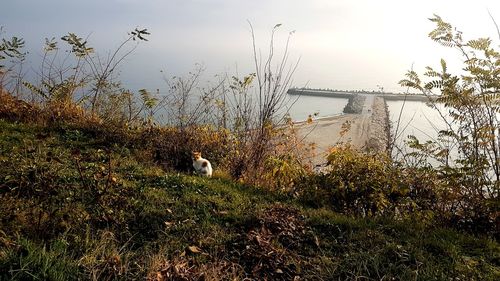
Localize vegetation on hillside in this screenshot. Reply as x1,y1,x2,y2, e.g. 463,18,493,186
0,119,498,280
0,16,499,280
399,15,500,236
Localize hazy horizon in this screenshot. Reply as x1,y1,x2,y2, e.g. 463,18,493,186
2,0,500,93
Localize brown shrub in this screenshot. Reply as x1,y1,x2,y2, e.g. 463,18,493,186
0,90,103,128
0,89,41,122
43,100,94,124
141,126,231,172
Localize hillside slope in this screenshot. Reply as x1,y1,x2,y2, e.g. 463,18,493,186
0,119,499,280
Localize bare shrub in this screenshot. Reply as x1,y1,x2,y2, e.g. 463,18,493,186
158,65,224,128
210,24,302,185
18,29,150,125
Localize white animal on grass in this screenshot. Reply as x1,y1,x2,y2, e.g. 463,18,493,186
192,151,213,177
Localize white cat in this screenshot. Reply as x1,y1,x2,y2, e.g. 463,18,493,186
192,151,213,177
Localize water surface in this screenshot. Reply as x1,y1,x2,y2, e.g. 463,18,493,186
287,95,348,121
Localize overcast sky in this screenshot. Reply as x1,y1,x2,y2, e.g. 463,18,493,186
2,0,500,93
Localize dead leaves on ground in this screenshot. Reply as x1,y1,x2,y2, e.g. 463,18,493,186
150,204,317,280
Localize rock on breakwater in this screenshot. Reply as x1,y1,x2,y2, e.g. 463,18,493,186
343,94,366,114
366,97,390,152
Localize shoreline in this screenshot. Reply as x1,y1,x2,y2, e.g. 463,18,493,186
295,94,390,167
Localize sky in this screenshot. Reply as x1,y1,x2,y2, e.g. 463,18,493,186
2,0,500,93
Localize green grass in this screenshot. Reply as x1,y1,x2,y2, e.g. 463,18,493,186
0,119,499,280
305,209,500,280
0,238,80,281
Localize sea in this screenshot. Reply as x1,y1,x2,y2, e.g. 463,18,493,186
288,94,448,155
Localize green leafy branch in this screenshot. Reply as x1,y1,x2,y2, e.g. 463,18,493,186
0,36,25,69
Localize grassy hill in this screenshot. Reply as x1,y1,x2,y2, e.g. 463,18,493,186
0,119,499,280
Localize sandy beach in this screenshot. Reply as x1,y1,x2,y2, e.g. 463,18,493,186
295,95,389,166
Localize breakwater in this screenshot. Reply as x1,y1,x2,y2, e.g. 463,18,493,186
291,89,393,158
288,89,354,99
366,97,391,152
288,88,436,102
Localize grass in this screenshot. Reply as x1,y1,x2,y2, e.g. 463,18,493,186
0,118,499,280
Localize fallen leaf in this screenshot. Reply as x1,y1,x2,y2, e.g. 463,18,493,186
314,235,320,247
187,245,202,254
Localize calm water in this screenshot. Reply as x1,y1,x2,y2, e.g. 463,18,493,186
287,95,348,121
387,100,447,146
288,96,448,143
152,92,349,125
288,96,449,153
